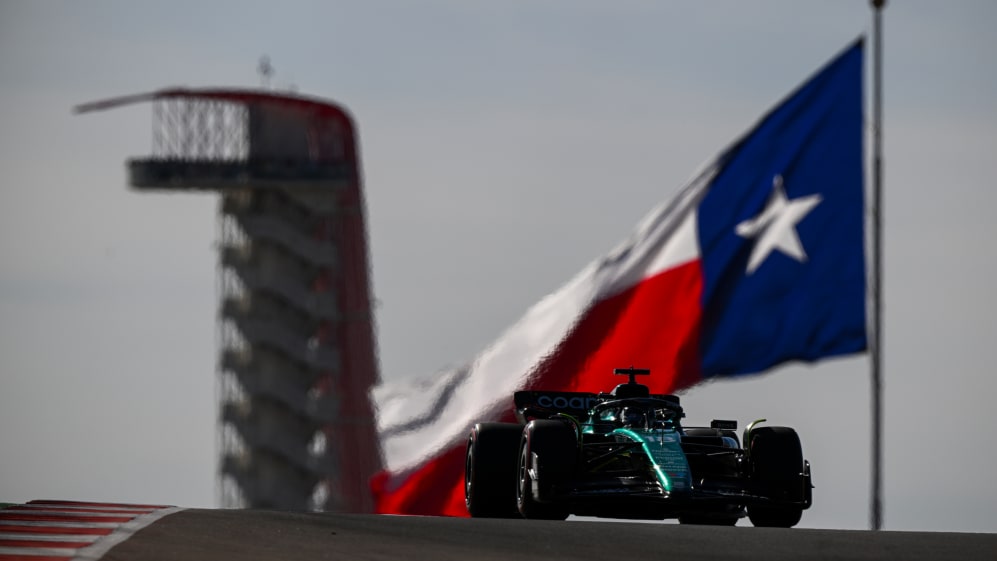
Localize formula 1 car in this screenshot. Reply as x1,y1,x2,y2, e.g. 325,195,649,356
464,368,812,527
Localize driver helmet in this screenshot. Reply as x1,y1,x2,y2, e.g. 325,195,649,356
622,407,645,428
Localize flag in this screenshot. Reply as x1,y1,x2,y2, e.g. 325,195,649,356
372,38,866,516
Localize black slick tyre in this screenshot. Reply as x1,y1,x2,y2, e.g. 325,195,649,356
747,426,805,528
465,422,522,518
517,420,574,520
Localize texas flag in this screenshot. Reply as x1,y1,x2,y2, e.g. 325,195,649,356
372,38,866,516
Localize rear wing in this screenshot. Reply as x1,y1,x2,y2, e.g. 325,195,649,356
514,390,682,424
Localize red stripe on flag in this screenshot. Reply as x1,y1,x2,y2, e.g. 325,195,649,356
373,261,704,515
527,260,703,393
371,443,469,517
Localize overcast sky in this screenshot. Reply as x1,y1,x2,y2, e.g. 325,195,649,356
1,1,995,533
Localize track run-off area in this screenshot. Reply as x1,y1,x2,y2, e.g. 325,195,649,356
2,502,995,561
0,501,180,561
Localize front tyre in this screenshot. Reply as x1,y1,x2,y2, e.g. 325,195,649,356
517,420,573,520
747,426,806,528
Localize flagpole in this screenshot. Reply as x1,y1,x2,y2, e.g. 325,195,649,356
870,0,886,532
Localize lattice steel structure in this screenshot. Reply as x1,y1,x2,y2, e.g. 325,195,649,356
77,89,383,512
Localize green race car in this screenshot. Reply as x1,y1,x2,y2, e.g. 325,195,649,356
464,367,812,527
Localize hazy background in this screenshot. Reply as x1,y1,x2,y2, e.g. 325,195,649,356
1,1,995,532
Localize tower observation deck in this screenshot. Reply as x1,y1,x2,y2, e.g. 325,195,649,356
77,89,383,512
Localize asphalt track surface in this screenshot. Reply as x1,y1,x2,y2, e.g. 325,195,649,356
102,509,997,561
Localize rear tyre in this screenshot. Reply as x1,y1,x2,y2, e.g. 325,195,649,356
465,423,522,518
747,426,805,528
517,420,574,520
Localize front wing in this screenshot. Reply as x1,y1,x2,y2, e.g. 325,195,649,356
536,440,812,520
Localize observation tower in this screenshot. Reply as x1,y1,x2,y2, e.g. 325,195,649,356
77,89,382,512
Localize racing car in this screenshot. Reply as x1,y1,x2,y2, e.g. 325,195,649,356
464,367,812,526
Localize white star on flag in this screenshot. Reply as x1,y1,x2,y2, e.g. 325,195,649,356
735,175,823,274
